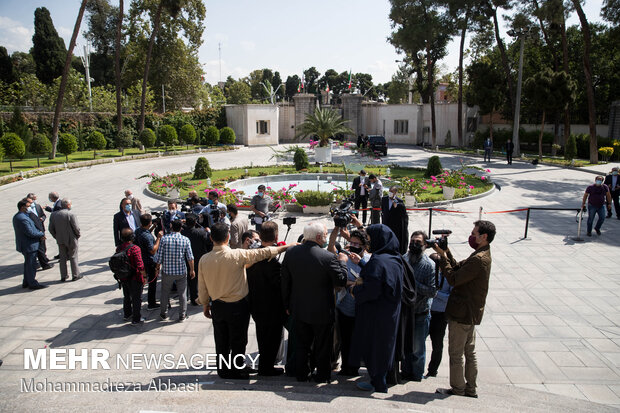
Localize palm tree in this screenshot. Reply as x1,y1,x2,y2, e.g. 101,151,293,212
296,107,353,147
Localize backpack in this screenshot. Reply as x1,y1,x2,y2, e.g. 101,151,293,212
109,244,134,286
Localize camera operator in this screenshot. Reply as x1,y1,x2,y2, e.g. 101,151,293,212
251,185,272,231
327,216,370,377
227,204,249,249
400,231,437,382
432,220,495,399
162,200,185,234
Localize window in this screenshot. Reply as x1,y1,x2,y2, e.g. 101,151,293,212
394,120,408,135
256,120,269,135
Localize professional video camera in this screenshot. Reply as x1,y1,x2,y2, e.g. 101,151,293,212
283,216,296,227
330,195,355,228
150,211,164,234
425,229,452,250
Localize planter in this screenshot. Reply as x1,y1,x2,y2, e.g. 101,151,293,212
167,188,181,200
315,146,332,163
442,186,456,200
404,194,417,207
302,205,331,214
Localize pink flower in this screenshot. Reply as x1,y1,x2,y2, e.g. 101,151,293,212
421,186,427,190
481,176,486,180
302,205,307,208
440,179,445,184
431,183,436,187
409,178,415,182
198,181,202,184
333,188,338,191
460,176,465,180
426,180,430,184
231,189,236,192
468,185,474,189
267,186,272,190
299,190,304,193
146,181,151,184
292,199,297,202
486,169,491,172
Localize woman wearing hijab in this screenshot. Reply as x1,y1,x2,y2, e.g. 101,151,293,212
348,224,404,393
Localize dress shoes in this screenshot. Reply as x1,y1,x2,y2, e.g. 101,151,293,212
22,282,28,288
257,367,284,376
178,313,187,322
53,254,60,260
147,303,161,310
29,285,48,290
41,264,54,271
72,275,83,281
190,299,199,306
435,387,476,397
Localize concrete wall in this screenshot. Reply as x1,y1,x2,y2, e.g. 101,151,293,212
278,103,296,142
421,103,468,146
375,104,420,145
225,105,246,145
225,104,279,146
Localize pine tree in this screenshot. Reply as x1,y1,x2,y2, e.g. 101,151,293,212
0,46,16,83
31,7,67,84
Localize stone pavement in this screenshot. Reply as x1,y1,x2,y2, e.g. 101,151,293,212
0,145,619,412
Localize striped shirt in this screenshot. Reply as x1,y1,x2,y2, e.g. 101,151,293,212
153,231,194,276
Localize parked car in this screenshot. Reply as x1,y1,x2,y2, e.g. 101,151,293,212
367,135,388,156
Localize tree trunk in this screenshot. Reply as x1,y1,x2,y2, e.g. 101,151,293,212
427,51,436,147
115,0,124,132
93,150,96,160
138,1,164,134
9,160,13,172
489,109,494,141
457,9,469,148
561,7,571,148
539,110,546,160
49,0,88,159
572,0,597,163
492,9,515,120
36,157,40,168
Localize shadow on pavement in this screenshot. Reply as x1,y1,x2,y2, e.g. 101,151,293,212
51,284,116,301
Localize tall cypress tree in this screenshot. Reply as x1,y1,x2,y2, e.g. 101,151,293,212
0,46,16,83
31,7,66,84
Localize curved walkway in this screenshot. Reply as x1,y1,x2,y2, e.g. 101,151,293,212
0,145,619,411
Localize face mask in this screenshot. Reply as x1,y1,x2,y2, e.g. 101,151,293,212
207,199,214,205
409,242,423,255
124,204,132,212
389,192,395,199
322,242,328,248
613,171,618,176
595,180,603,186
349,246,363,255
258,192,264,198
249,240,261,249
127,194,133,200
468,235,479,250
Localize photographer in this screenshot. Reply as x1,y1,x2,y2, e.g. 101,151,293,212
432,220,495,399
251,185,272,231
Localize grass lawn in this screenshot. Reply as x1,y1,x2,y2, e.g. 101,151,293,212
438,147,592,167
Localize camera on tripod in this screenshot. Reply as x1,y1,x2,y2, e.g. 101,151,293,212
425,229,452,250
330,195,355,228
283,217,296,227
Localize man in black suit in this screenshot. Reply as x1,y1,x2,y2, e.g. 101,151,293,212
247,221,287,376
26,193,52,270
181,213,213,306
44,192,62,212
352,170,370,225
505,139,515,165
604,167,620,219
113,198,141,247
381,185,409,254
281,221,348,383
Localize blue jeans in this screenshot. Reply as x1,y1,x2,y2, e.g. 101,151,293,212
23,251,40,287
403,312,431,380
587,204,606,233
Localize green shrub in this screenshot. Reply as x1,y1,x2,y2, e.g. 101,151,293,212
179,124,197,148
565,134,577,160
29,133,52,167
293,147,309,170
193,157,212,179
87,130,107,159
159,125,178,149
599,147,614,162
139,128,156,152
219,127,236,144
203,126,220,146
0,132,26,159
445,130,452,147
58,133,78,162
295,190,333,206
425,155,443,177
0,144,4,161
115,128,134,155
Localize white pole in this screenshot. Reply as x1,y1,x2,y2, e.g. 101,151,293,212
82,45,93,112
162,84,166,113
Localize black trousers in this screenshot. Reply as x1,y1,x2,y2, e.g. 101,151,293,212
337,309,358,373
145,263,157,306
427,311,448,375
211,298,251,376
609,191,620,218
506,151,513,164
254,317,283,373
122,278,144,322
295,319,334,382
37,238,49,267
187,261,199,301
354,195,369,224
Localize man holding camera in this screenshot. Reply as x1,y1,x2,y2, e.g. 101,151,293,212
432,220,495,399
352,170,370,225
251,185,271,231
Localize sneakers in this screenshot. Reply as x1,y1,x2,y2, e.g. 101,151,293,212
356,381,375,392
131,317,145,325
178,313,187,322
436,388,477,398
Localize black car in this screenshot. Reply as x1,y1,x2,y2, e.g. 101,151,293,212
367,135,388,156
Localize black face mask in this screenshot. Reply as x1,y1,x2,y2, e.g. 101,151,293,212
409,242,424,255
349,246,363,255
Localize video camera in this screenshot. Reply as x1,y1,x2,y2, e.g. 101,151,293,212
425,229,452,250
283,216,296,227
150,211,164,234
330,195,355,228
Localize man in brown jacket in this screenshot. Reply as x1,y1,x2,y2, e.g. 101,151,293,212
431,220,494,399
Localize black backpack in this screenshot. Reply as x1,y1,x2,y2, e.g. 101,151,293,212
109,245,134,286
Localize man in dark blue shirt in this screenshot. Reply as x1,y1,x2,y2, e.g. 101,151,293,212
135,214,162,309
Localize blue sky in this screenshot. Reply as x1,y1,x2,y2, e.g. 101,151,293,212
0,0,607,85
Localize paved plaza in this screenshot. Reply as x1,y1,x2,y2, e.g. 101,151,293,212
0,145,619,412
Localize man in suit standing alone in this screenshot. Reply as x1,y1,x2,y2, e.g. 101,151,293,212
281,221,348,383
49,198,82,282
113,197,141,246
352,170,369,225
13,198,47,290
26,193,52,270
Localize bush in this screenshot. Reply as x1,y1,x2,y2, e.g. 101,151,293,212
0,144,4,161
219,127,236,144
203,126,219,146
115,128,134,154
30,133,52,167
87,130,107,159
425,155,443,177
599,147,614,162
179,124,197,147
0,132,26,159
295,190,333,206
445,130,452,147
565,134,577,160
159,125,178,149
58,133,78,162
193,157,212,179
139,128,156,152
293,147,309,170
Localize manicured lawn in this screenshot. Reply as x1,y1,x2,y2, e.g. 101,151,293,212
438,147,592,167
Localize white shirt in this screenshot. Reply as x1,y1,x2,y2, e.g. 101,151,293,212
359,177,366,195
125,212,137,231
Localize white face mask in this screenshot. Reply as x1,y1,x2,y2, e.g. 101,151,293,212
389,192,396,199
127,194,133,200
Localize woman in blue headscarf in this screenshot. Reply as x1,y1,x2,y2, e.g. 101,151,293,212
348,224,404,393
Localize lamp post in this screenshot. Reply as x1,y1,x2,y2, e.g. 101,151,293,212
507,28,530,158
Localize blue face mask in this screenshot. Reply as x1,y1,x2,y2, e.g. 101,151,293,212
258,192,264,198
124,204,132,212
207,199,214,205
595,180,603,185
613,171,618,176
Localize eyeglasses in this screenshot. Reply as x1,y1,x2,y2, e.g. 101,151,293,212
348,242,362,247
